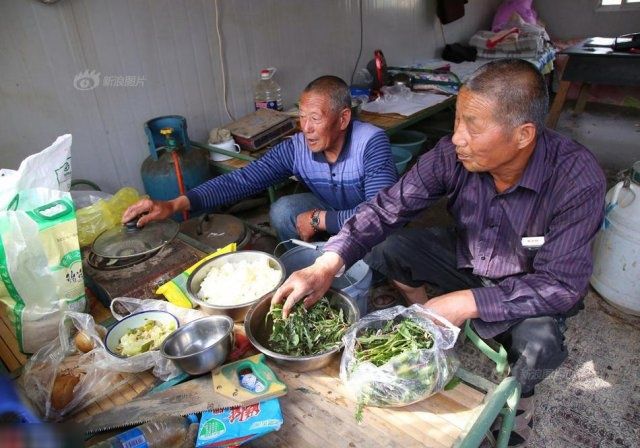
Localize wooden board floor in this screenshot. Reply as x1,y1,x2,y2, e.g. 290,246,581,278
248,359,487,448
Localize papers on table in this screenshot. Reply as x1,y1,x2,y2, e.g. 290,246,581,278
584,37,616,47
361,92,450,117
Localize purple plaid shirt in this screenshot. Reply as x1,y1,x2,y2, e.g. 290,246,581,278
325,128,606,338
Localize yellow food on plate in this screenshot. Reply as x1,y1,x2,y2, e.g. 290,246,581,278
117,319,176,357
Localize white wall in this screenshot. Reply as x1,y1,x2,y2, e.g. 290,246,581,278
534,0,640,40
0,0,498,193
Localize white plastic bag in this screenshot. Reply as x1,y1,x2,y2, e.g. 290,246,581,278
20,300,207,421
19,311,120,421
0,135,86,354
0,134,72,209
70,190,113,210
379,84,414,102
340,305,460,422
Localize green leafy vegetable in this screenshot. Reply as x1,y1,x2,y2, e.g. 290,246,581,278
267,297,349,356
350,318,439,422
354,319,434,366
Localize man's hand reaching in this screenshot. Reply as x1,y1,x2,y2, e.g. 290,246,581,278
423,290,479,327
122,196,190,227
271,251,344,318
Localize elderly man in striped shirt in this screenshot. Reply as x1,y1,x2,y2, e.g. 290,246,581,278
273,59,606,447
123,75,398,243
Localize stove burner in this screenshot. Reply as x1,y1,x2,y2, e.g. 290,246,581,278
87,248,160,270
82,236,207,306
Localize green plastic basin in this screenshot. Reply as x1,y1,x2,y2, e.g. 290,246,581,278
390,130,427,156
392,146,413,175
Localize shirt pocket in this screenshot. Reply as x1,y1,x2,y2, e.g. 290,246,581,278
515,240,542,272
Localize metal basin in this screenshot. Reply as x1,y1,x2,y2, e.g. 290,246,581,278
160,315,234,375
244,288,360,372
186,250,285,322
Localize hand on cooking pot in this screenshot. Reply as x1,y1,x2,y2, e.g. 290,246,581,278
271,251,344,318
122,196,190,227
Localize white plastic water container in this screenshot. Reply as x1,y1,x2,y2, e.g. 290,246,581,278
254,68,283,111
591,162,640,315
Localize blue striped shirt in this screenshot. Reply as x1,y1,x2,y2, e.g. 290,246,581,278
325,128,606,338
186,121,398,233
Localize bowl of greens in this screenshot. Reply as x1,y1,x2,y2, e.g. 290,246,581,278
244,288,360,372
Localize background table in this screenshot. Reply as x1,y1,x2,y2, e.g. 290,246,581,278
546,38,640,129
359,95,455,136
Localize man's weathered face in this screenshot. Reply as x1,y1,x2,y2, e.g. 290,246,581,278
299,92,346,153
452,87,520,173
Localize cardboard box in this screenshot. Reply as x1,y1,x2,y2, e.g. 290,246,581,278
196,399,283,447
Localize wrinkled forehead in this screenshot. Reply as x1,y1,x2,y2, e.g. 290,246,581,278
299,91,334,113
456,87,498,116
455,87,515,132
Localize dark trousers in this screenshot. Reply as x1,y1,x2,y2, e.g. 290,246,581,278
364,227,577,394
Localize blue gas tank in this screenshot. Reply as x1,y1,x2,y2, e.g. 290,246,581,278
141,115,211,220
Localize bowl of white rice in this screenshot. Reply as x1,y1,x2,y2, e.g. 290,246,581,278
186,251,285,322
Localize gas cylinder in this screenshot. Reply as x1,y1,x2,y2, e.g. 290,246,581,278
590,161,640,315
141,116,211,221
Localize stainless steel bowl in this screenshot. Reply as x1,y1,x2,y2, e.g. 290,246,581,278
186,251,285,322
160,315,234,375
244,288,360,372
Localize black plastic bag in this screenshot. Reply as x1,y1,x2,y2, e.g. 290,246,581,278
442,43,477,63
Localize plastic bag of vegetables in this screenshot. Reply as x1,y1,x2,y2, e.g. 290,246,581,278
18,299,207,421
340,305,460,422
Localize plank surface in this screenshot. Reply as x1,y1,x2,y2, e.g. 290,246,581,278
0,306,28,371
359,110,411,130
247,358,486,448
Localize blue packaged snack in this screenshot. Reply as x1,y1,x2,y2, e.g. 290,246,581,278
196,398,283,447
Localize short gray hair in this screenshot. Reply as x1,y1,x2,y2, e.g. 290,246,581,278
464,59,548,131
303,75,351,113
